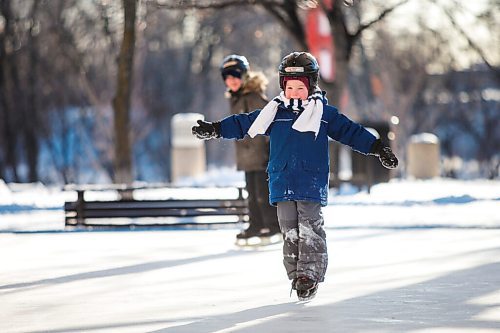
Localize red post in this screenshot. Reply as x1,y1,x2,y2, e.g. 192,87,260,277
305,0,335,82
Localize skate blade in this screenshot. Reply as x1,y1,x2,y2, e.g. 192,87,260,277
297,293,317,302
235,235,281,247
269,234,283,243
258,234,283,246
297,286,318,302
235,236,261,247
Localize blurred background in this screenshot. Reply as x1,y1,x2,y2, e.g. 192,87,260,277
0,0,498,186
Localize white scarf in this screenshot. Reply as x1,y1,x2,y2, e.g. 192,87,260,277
248,89,324,138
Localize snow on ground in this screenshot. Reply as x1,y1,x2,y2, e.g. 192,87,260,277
324,178,500,229
1,175,500,332
1,176,499,232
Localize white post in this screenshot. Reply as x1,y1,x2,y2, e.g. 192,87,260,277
407,133,441,179
171,113,206,183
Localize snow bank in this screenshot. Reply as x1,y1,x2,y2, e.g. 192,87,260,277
1,177,499,232
330,178,499,204
325,178,500,229
0,179,10,199
173,166,245,187
409,132,439,144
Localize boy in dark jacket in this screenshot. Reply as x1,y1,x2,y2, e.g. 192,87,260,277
220,55,280,243
193,52,398,301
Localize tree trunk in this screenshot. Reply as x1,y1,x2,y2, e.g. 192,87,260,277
112,0,137,184
25,0,41,182
322,1,350,107
0,0,20,182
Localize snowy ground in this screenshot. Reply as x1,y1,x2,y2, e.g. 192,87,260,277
1,176,500,332
1,177,499,232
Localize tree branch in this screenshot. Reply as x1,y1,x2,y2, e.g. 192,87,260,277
148,0,283,10
149,0,309,49
351,0,410,43
264,0,308,50
440,5,497,75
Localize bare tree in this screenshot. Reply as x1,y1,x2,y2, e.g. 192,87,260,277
1,0,496,183
113,0,137,184
23,0,41,182
0,0,21,182
150,0,411,106
0,0,45,182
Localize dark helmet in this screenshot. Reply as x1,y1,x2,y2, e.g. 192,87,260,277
278,52,319,93
220,54,249,80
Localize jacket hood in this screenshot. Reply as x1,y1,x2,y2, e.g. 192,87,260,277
225,71,268,99
242,71,268,95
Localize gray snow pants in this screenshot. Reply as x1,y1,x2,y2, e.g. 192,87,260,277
277,201,328,282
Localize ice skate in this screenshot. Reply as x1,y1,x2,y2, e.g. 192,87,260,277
256,227,283,246
235,228,282,247
295,276,318,301
235,227,261,246
236,228,261,240
289,277,298,297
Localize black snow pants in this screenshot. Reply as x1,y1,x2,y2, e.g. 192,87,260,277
245,171,279,232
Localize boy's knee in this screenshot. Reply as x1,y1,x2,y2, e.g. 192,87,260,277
300,218,324,233
298,220,327,246
283,227,299,244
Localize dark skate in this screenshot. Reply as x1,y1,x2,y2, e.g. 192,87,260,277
235,227,282,247
295,276,318,301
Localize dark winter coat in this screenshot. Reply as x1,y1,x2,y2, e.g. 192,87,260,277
219,97,377,206
227,72,270,171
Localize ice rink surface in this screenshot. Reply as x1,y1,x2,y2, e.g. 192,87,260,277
1,178,499,332
1,227,500,333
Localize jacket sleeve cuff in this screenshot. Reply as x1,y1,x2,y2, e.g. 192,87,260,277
213,121,222,138
369,138,382,155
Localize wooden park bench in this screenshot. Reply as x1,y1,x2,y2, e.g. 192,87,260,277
64,184,248,228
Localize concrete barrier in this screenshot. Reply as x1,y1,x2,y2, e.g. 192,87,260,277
171,113,206,182
407,133,440,179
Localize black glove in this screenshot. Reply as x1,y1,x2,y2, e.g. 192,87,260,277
370,139,398,169
191,119,221,140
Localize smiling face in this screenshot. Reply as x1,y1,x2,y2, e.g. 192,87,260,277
284,79,309,100
224,75,243,92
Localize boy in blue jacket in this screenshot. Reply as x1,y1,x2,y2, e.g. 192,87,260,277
192,52,398,301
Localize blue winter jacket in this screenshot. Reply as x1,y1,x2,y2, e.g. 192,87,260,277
219,100,376,206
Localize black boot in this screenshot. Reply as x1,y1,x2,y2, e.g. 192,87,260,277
295,276,318,301
259,226,281,237
289,277,298,297
236,228,261,239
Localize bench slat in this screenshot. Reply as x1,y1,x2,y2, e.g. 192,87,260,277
64,188,249,227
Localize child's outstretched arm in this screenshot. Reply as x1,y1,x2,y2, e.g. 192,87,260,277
326,107,398,169
192,110,262,141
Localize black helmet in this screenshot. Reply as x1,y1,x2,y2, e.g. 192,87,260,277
220,54,249,80
278,52,319,93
